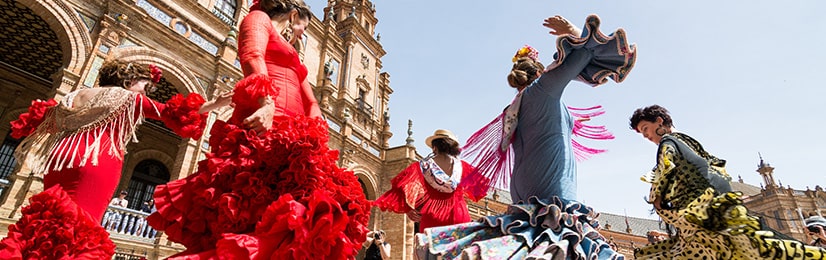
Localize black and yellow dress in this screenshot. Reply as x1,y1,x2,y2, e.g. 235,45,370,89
636,132,826,259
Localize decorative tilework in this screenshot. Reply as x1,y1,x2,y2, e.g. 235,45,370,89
76,11,96,32
136,0,171,25
188,32,218,54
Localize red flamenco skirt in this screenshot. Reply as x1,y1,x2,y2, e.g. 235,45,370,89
147,115,371,260
0,185,116,259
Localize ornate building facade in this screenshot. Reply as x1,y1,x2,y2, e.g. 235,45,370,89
0,0,425,259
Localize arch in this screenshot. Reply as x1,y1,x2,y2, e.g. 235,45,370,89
125,159,170,210
352,166,377,200
123,149,175,179
16,0,93,74
111,46,207,96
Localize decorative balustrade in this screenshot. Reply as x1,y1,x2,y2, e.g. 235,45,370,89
102,206,158,242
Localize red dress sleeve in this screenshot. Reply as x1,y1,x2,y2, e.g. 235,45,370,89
374,162,425,214
234,11,278,103
459,161,489,202
157,93,208,139
9,99,58,139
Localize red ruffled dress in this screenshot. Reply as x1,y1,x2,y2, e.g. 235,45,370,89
147,10,370,260
0,89,207,259
375,156,485,232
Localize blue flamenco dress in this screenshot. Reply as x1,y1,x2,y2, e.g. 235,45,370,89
415,15,637,260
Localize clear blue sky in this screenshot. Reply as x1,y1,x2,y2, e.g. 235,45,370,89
306,0,826,219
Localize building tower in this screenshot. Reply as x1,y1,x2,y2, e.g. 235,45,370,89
757,153,778,191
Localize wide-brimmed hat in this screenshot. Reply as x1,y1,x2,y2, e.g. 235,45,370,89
806,215,826,227
425,129,458,148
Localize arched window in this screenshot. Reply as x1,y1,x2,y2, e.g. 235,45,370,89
213,0,237,25
0,135,21,197
126,159,170,211
358,178,370,200
0,135,20,180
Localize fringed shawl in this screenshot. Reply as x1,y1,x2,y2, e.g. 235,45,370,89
14,88,159,175
460,92,613,196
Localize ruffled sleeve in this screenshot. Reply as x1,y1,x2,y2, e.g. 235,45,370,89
550,14,637,87
160,93,208,139
9,99,57,139
375,162,424,213
458,161,487,202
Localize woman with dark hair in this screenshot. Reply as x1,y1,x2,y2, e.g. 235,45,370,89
629,105,826,259
806,215,826,248
147,0,371,259
415,15,635,259
375,129,484,232
0,60,228,259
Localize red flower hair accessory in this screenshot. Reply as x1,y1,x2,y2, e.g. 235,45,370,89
148,64,163,83
512,45,540,63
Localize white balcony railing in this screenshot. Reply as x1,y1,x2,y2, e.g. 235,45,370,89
102,206,159,242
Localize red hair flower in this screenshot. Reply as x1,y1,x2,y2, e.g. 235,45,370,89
148,64,163,83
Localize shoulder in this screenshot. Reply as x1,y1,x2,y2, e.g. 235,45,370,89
241,11,272,26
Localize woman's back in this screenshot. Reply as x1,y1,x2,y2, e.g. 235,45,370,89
510,84,577,203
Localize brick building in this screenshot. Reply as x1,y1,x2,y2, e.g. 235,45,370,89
0,0,426,259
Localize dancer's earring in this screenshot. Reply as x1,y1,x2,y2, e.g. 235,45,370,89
281,21,293,42
655,126,667,136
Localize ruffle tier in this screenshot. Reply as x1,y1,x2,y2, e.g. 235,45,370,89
161,93,208,140
551,14,636,87
147,115,370,260
416,197,623,260
0,185,116,259
635,191,826,259
9,98,57,139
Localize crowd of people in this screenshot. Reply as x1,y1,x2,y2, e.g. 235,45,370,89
1,0,826,259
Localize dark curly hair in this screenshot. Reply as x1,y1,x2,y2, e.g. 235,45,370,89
507,57,545,89
629,105,673,132
431,138,461,156
97,60,152,89
259,0,311,19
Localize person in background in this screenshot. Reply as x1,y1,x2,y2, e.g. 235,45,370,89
375,129,485,232
363,230,391,260
805,214,826,248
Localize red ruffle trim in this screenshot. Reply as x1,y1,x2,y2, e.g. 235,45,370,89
9,99,57,139
375,163,420,214
232,74,279,104
148,115,370,259
161,93,208,139
0,185,115,259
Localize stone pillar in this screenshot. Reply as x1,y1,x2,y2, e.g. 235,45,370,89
169,138,201,181
0,171,43,219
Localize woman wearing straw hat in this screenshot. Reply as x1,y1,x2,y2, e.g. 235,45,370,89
806,214,826,248
376,129,486,232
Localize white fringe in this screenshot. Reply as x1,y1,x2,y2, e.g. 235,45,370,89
14,88,159,175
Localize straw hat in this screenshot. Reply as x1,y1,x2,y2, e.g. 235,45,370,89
806,215,826,227
425,129,458,148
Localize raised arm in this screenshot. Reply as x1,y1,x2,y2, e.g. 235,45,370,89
527,16,593,98
544,15,582,37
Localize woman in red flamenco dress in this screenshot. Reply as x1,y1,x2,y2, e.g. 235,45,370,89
147,0,372,259
0,60,227,259
375,129,486,232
